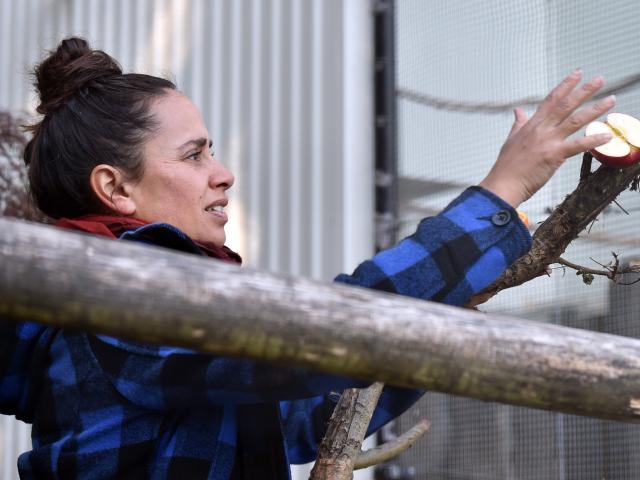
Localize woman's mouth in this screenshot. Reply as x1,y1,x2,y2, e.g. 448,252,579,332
205,204,228,221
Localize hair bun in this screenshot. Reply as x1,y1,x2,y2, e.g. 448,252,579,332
34,37,122,115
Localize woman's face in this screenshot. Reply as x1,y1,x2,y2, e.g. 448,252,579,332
129,90,234,246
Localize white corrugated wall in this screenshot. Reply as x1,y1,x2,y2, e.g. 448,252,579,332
0,0,374,478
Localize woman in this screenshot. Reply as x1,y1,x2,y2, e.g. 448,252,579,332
0,37,613,479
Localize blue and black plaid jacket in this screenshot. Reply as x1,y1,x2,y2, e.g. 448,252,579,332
0,187,531,479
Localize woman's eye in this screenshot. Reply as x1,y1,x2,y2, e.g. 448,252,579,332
185,147,214,161
187,150,202,161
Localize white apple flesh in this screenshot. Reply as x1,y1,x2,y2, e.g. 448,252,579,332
586,113,640,168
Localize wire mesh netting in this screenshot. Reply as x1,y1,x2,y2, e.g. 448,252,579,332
392,1,640,479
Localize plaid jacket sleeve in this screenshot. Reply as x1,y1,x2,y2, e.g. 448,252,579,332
282,186,533,463
335,186,531,306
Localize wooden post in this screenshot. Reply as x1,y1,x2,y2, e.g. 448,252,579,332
2,217,640,422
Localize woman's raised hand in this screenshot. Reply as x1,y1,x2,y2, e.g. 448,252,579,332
479,69,616,208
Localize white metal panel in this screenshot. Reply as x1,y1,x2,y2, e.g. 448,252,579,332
0,0,372,319
0,0,375,478
248,0,265,267
343,0,374,273
310,0,326,279
0,416,30,480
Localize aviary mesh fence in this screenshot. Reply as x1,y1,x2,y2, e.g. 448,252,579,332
391,1,640,479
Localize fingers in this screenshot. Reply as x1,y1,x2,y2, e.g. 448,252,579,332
541,71,604,127
550,76,605,127
532,69,583,123
559,94,616,136
560,131,612,159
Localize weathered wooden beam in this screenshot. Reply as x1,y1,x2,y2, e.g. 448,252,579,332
2,217,640,422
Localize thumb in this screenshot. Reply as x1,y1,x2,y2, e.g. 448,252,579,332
508,107,528,137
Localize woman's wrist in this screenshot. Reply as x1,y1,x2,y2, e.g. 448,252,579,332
478,176,524,209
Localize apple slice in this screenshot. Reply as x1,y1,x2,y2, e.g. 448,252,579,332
517,210,529,228
585,113,640,168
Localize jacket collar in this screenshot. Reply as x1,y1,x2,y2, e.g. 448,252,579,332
56,215,242,264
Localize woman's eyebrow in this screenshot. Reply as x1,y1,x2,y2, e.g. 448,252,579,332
177,137,209,150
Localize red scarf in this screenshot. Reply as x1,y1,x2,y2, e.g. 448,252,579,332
56,215,242,264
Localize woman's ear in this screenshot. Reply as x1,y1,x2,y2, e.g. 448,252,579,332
89,164,136,216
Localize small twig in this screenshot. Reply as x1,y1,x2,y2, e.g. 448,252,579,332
557,256,640,281
600,255,619,273
617,277,640,286
612,199,630,215
589,256,611,270
557,258,612,278
552,264,568,277
354,419,431,470
580,152,593,182
611,252,620,276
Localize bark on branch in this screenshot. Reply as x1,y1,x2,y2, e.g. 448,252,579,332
2,218,640,423
353,419,430,470
310,383,384,480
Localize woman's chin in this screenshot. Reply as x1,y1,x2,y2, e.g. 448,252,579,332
196,229,226,247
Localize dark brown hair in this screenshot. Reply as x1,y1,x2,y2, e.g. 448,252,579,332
24,37,176,219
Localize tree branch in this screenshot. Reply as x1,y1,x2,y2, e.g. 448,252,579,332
310,383,384,479
353,419,430,470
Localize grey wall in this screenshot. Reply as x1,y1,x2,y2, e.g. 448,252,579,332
0,0,376,478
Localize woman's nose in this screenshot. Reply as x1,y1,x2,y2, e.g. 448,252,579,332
210,160,235,190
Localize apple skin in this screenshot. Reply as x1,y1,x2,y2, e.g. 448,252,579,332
590,147,640,168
